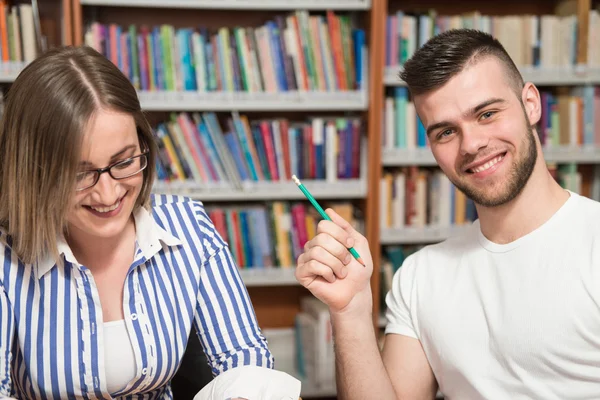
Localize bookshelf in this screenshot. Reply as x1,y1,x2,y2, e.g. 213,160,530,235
382,145,600,166
153,178,367,201
79,0,371,10
385,66,600,86
137,90,368,111
69,0,385,397
0,61,28,82
380,224,473,245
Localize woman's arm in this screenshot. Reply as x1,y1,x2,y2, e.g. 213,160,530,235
0,281,15,398
187,201,301,399
193,244,273,374
189,202,273,374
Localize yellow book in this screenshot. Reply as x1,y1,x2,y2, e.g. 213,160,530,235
454,187,466,225
159,129,185,180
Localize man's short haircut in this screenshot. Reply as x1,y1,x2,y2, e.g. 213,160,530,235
400,29,524,97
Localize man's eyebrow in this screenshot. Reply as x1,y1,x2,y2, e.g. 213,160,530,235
78,145,137,168
426,97,507,138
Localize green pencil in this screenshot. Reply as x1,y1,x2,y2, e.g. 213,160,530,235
292,175,365,266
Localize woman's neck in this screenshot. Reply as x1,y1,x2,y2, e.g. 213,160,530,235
65,217,137,271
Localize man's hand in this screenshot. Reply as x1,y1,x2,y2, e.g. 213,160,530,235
295,208,374,315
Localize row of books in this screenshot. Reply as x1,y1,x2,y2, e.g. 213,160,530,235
84,10,366,94
539,87,600,147
380,165,600,232
0,1,38,64
549,163,600,200
385,10,581,69
154,112,363,187
382,86,600,150
380,167,478,230
206,201,362,269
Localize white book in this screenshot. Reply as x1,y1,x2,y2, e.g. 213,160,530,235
392,173,405,229
325,121,337,182
192,32,206,92
380,177,389,230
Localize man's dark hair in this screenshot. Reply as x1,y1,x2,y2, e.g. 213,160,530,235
400,29,524,97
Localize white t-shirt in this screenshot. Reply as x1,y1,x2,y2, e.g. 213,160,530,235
385,191,600,400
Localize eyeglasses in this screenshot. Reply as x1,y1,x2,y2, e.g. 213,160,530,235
76,152,148,191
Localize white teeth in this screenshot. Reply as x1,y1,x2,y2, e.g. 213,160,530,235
472,155,504,173
90,200,120,213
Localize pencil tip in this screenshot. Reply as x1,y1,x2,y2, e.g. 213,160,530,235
357,257,365,266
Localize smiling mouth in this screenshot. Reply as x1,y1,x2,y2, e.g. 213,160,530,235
467,153,506,173
85,195,125,213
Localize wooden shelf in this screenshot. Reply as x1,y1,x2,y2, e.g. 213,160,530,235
380,224,472,245
138,90,368,111
239,268,298,287
382,146,600,167
384,66,600,87
80,0,371,10
152,179,367,201
0,62,28,82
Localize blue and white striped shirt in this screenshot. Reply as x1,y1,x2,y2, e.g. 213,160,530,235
0,194,274,399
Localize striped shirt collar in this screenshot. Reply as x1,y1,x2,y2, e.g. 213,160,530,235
36,205,183,279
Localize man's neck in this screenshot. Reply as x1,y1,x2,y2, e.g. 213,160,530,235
476,159,570,245
66,217,137,271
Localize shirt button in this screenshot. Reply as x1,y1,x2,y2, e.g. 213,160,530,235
141,368,148,375
130,313,138,320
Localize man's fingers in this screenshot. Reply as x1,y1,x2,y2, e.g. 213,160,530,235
306,246,348,279
325,208,359,237
296,259,338,284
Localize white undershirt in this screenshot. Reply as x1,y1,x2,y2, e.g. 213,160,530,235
103,319,137,394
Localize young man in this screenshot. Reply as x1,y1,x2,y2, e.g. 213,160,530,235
295,29,600,399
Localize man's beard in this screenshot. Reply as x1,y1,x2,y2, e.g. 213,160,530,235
451,120,538,208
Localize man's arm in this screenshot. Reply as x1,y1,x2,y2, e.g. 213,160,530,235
331,289,437,400
382,334,438,399
295,209,437,399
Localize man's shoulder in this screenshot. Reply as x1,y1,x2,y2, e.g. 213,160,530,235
564,192,600,232
400,222,479,273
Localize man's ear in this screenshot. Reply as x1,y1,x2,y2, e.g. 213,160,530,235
521,82,542,127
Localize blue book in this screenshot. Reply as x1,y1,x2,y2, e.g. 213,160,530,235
251,124,271,181
116,25,122,70
239,211,253,268
266,21,288,92
152,27,164,90
224,132,249,181
231,113,259,181
417,116,427,148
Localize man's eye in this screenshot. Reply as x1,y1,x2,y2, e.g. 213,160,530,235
437,129,453,139
481,111,495,120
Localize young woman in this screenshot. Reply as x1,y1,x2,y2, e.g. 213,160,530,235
0,46,298,399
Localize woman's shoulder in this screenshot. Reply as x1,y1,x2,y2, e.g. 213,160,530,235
150,193,207,216
149,193,218,237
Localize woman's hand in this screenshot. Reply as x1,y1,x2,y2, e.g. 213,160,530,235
295,208,374,315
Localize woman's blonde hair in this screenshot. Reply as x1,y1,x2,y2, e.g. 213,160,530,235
0,45,157,265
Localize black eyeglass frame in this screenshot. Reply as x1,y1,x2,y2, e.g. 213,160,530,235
75,151,149,191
